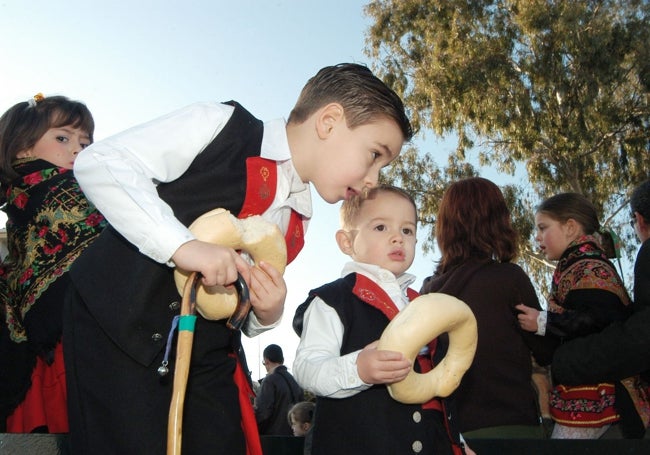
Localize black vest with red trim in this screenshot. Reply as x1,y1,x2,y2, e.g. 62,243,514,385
70,102,304,367
293,273,464,455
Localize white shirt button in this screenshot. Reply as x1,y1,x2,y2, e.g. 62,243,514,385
412,440,423,453
412,411,422,423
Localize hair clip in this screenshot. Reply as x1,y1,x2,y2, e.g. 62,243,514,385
27,93,45,107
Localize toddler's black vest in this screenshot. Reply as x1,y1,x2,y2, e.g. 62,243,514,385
293,274,463,455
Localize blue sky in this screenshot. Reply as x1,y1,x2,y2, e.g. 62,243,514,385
1,0,454,376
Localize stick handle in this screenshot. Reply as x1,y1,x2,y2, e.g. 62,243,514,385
226,273,251,330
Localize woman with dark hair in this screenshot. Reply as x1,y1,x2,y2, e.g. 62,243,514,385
421,177,556,438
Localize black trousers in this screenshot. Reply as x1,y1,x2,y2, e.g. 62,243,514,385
62,284,246,455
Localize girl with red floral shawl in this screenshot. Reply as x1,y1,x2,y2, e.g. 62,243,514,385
517,192,647,439
0,94,106,433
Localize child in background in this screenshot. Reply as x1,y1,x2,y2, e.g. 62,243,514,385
0,94,106,433
551,180,650,438
287,401,315,437
517,193,639,438
293,185,470,455
64,63,412,455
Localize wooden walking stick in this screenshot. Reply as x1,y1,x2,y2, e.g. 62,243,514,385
167,272,251,455
167,271,198,455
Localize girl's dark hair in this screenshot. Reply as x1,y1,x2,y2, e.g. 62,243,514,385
536,192,617,258
436,177,518,274
0,95,94,186
536,193,600,233
631,179,650,223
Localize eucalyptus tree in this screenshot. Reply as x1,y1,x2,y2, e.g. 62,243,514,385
367,0,650,292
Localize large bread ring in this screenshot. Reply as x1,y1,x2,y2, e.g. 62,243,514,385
173,208,287,321
377,293,477,404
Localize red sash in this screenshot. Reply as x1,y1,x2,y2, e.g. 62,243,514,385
233,157,306,454
239,157,304,264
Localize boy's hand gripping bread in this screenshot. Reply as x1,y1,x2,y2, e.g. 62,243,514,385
174,208,287,321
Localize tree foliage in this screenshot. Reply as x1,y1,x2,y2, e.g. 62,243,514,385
366,0,650,290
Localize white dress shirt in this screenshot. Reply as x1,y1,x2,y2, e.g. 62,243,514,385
293,261,416,398
73,101,312,334
74,101,312,263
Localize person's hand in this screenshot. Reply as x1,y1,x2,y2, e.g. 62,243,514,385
171,239,251,287
249,261,287,326
356,341,412,384
516,304,540,332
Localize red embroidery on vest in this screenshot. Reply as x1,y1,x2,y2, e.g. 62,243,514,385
239,158,276,218
238,157,304,265
285,211,304,264
352,274,400,320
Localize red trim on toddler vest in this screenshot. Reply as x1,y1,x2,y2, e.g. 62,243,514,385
352,273,401,319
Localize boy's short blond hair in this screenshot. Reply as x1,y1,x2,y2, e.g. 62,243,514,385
339,184,417,230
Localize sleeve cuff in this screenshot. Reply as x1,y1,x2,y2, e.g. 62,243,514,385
536,310,547,336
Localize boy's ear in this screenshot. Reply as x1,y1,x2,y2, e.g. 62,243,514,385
316,103,344,139
335,229,354,255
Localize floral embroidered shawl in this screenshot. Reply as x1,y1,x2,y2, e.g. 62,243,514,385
548,235,631,313
547,235,635,428
0,158,106,343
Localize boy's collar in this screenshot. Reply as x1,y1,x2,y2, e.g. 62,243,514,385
260,118,291,161
341,261,416,290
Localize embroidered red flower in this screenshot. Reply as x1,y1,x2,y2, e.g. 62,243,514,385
23,172,44,185
57,228,69,244
38,226,49,237
19,268,33,284
43,244,63,255
13,192,28,209
85,213,105,227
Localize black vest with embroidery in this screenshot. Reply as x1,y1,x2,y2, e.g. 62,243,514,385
294,273,462,455
70,102,264,366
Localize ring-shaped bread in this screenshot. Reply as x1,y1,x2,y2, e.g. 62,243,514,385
377,293,477,404
173,208,287,321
